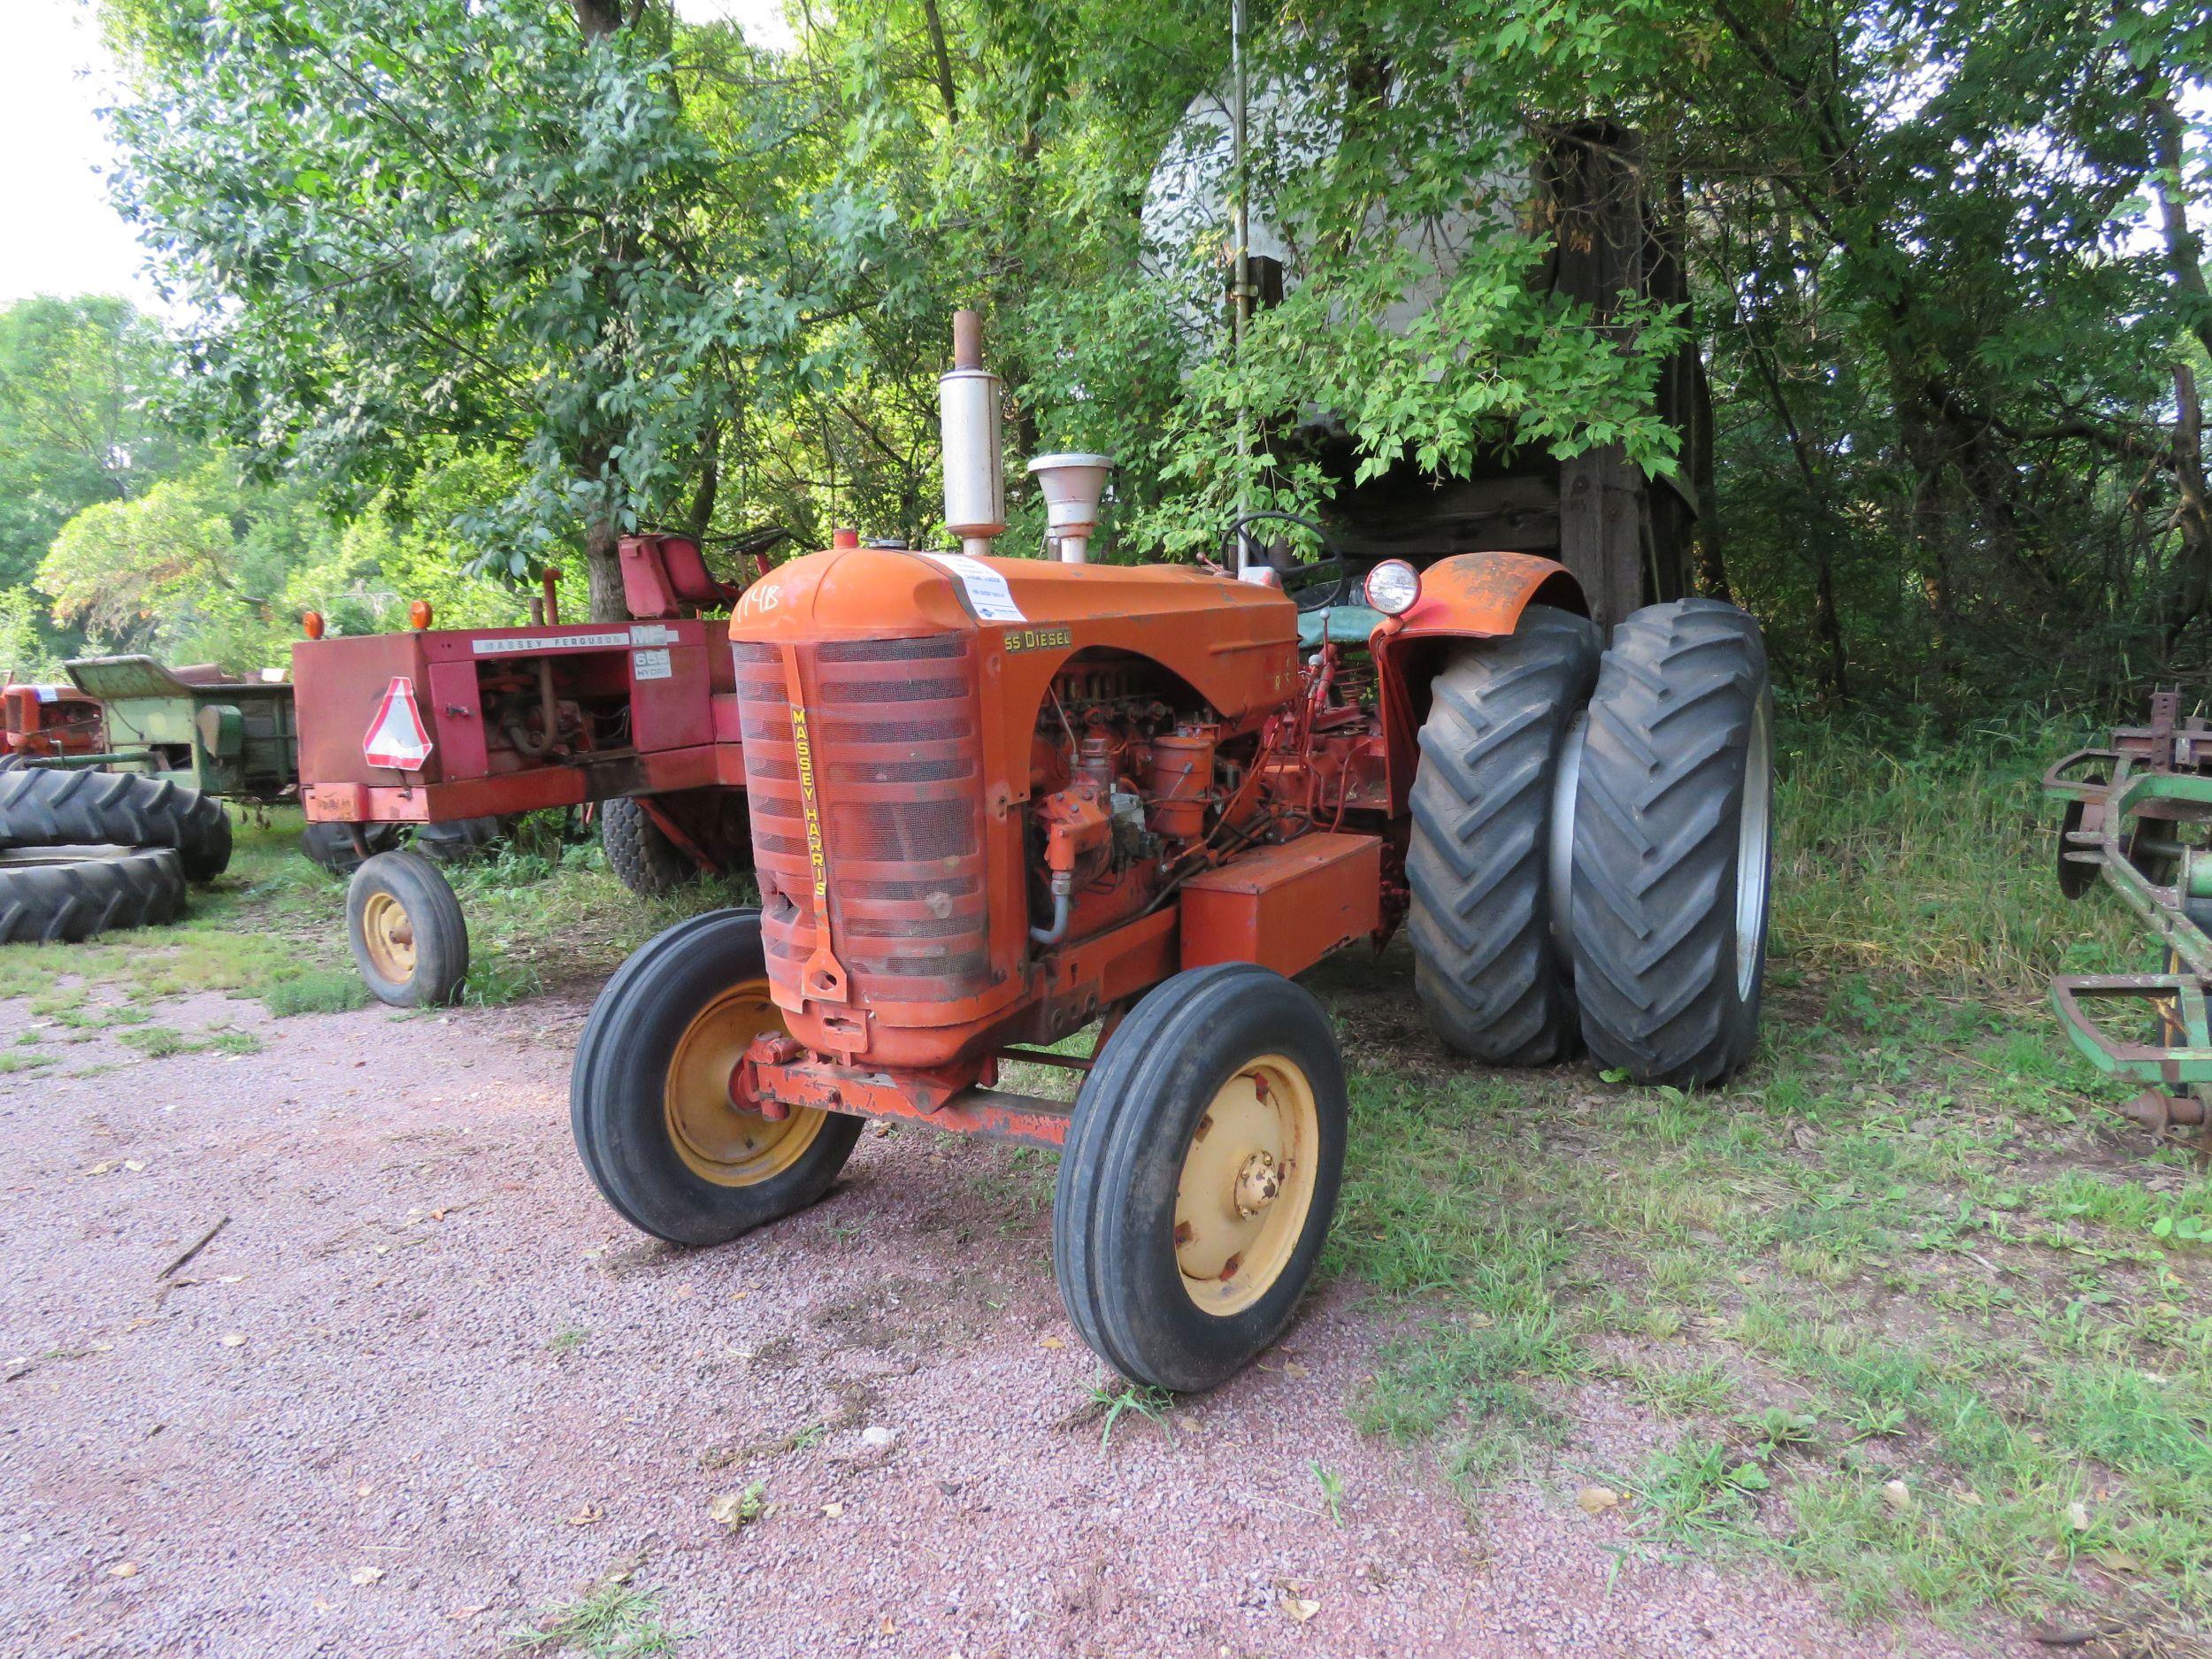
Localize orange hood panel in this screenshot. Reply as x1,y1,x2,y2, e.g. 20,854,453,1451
729,547,1302,723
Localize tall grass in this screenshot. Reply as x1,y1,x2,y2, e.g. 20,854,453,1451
1772,716,2132,991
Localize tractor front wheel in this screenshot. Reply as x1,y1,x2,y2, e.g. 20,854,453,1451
1053,964,1347,1392
569,909,860,1246
1568,597,1774,1086
347,849,470,1007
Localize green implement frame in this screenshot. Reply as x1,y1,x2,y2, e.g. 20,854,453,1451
2046,692,2212,1156
61,656,299,803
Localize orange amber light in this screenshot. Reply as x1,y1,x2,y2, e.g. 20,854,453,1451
408,601,434,630
302,610,326,641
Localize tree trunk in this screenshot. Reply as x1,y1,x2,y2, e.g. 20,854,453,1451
1746,315,1848,699
686,423,720,542
2164,363,2212,648
574,0,625,38
918,0,959,127
585,509,626,622
2147,83,2212,365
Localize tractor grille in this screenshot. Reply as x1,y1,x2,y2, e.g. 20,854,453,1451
734,634,991,1006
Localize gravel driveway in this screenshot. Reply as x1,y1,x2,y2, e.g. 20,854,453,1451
2,978,2004,1658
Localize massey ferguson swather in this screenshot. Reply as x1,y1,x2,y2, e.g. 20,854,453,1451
291,533,764,1005
569,315,1776,1390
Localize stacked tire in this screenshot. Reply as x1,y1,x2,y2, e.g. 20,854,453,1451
0,767,233,944
1406,597,1775,1087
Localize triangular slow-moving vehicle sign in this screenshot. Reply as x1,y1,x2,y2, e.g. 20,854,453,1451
362,676,434,770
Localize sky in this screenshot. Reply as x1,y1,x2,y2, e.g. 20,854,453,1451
0,0,794,314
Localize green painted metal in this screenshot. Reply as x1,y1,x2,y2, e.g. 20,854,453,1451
2049,973,2212,1085
62,656,298,803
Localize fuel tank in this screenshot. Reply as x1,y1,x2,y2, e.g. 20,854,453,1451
727,546,1298,1064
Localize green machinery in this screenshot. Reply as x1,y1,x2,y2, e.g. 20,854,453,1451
2047,690,2212,1160
57,656,299,803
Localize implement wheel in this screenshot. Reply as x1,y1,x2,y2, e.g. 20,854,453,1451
1568,598,1774,1086
300,821,400,876
600,796,695,897
347,849,469,1007
570,909,860,1246
1053,964,1348,1393
1405,605,1601,1064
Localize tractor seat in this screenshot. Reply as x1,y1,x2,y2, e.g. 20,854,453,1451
1296,604,1386,649
659,537,744,610
618,534,745,619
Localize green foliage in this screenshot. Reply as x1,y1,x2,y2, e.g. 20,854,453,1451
108,0,857,609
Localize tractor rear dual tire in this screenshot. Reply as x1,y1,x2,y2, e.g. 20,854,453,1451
1404,596,1774,1087
1405,606,1601,1064
0,766,232,882
0,847,186,943
1569,598,1774,1087
299,821,402,875
411,815,503,865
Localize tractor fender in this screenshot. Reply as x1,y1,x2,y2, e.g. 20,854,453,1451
1369,551,1587,817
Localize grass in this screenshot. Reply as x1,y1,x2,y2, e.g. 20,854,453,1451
8,720,2203,1640
504,1580,687,1657
1318,716,2212,1639
1085,1379,1176,1448
0,806,744,1030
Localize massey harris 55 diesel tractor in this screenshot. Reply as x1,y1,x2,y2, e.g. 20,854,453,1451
569,314,1775,1391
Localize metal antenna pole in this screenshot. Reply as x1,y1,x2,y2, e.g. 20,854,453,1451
1230,0,1254,579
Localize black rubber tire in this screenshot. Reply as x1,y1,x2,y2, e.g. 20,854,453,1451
1569,597,1774,1087
1053,964,1348,1393
0,767,232,882
299,821,402,876
0,847,186,943
412,815,503,865
570,909,862,1246
1405,606,1601,1064
346,849,470,1008
600,796,696,897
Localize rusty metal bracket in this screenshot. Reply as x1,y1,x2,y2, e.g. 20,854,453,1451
2050,973,2212,1087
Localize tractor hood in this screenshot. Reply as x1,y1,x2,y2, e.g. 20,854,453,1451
730,546,1294,650
728,544,1302,725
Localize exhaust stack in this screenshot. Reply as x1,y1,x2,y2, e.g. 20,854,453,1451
939,309,1005,558
1027,453,1114,564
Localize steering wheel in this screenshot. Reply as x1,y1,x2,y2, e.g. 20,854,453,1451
1217,511,1349,614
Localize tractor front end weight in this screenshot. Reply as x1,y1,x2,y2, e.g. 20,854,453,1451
2047,690,2212,1161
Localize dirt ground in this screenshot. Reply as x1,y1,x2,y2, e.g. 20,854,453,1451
3,968,2009,1659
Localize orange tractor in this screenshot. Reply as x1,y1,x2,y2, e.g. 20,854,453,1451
571,315,1773,1389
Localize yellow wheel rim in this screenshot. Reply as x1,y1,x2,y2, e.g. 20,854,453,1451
664,977,829,1187
359,890,417,983
1174,1054,1320,1317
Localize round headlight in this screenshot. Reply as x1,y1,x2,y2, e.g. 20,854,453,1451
1363,560,1421,617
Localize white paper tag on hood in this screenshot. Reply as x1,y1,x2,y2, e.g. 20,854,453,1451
918,552,1026,623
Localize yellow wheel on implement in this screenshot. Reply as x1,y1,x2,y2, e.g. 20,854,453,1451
663,978,832,1187
1054,964,1348,1393
346,849,468,1007
571,910,862,1247
358,889,416,983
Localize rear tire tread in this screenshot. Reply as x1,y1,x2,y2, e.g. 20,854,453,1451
1568,597,1772,1087
0,766,231,881
0,847,186,943
1404,606,1601,1064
